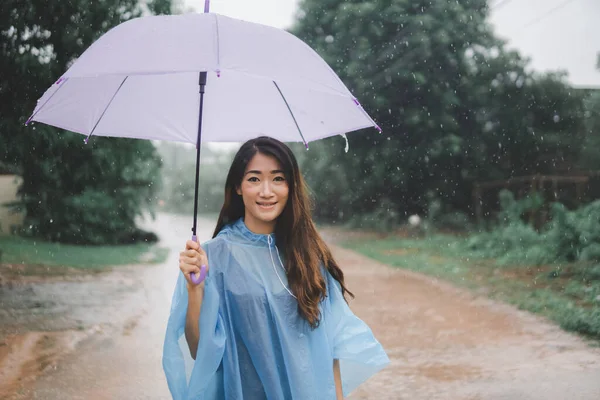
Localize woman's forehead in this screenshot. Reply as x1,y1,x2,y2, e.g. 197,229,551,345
245,153,283,173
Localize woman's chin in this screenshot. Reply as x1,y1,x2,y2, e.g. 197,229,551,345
253,207,282,222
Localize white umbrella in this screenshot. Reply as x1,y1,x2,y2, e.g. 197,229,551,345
26,4,380,283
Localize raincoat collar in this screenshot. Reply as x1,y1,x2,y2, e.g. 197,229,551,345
222,217,276,247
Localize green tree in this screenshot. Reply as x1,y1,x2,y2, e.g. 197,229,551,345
579,54,600,170
1,0,173,244
580,92,600,170
292,0,585,224
156,142,234,216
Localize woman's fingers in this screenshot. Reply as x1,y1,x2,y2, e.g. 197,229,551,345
180,241,209,285
180,250,207,265
185,240,198,251
186,240,206,255
185,240,206,255
179,255,197,265
181,249,202,258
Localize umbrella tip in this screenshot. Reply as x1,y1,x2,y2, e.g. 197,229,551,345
375,124,382,133
353,98,360,106
304,142,309,150
216,70,221,78
84,138,89,144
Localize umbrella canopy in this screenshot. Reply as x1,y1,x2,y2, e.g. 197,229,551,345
27,12,379,146
27,11,381,284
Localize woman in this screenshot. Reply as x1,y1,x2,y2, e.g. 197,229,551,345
163,136,389,399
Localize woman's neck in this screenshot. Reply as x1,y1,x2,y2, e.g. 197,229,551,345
243,216,275,235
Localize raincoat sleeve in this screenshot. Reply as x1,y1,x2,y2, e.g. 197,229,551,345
163,241,226,400
324,270,390,397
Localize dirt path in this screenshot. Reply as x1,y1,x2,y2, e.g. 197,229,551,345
325,236,600,399
1,214,600,399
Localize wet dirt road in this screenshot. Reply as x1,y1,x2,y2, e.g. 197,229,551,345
1,213,204,399
2,213,600,399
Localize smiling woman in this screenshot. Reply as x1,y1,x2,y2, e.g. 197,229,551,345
235,153,290,234
163,136,389,400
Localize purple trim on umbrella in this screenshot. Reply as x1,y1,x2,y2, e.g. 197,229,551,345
353,98,382,133
204,0,210,12
84,137,90,144
26,78,69,126
304,142,309,150
55,77,65,85
216,69,221,77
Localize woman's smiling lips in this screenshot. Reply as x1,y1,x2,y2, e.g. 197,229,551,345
257,201,277,210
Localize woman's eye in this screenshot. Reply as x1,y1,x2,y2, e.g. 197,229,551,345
248,177,259,182
274,176,285,182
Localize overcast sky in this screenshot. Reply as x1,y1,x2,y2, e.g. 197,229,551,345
182,0,298,29
490,0,600,88
184,0,600,88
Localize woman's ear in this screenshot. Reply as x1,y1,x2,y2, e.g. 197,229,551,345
236,186,242,196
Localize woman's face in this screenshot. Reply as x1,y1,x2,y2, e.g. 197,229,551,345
236,152,289,234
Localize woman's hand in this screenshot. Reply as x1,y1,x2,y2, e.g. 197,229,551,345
179,239,209,290
334,359,343,399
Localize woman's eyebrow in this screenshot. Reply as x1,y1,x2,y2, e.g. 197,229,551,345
245,169,284,175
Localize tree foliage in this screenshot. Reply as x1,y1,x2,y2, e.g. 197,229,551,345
1,0,173,244
291,0,586,225
156,142,234,217
579,55,600,170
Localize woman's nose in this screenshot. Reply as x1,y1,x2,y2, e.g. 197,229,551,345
260,181,273,196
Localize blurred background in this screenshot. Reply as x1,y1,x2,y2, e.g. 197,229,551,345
2,0,600,399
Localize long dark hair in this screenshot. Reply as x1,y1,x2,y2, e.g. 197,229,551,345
213,136,354,328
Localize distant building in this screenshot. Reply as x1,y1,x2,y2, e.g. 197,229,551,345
0,175,23,235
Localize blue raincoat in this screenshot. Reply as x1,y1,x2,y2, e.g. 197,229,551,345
163,218,389,399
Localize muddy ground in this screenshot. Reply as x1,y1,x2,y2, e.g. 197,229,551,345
1,213,599,399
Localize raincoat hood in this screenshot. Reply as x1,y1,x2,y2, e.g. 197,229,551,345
219,217,276,247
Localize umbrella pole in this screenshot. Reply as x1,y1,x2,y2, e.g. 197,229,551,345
189,0,211,285
190,71,208,284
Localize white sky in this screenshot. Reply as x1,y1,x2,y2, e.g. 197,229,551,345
489,0,600,88
182,0,298,29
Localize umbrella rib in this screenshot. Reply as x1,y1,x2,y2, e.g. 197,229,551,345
25,78,69,126
272,81,308,149
214,13,221,75
85,76,129,143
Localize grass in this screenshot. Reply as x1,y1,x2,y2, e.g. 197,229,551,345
340,232,600,341
0,234,169,271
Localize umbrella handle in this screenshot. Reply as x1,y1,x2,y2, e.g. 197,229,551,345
190,234,207,285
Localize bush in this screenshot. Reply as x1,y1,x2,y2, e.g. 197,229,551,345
18,132,161,245
544,201,600,263
346,197,401,232
467,191,600,265
560,307,600,339
423,197,474,233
